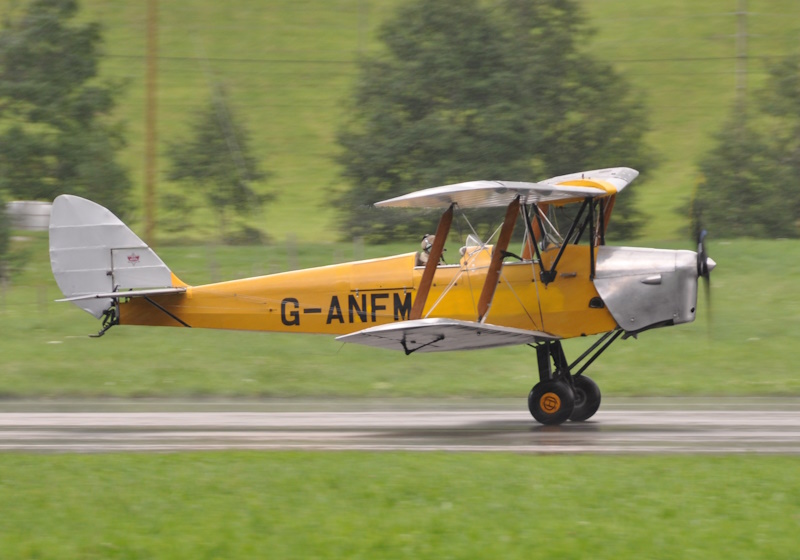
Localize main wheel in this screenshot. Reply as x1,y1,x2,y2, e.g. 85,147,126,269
528,380,575,425
569,375,601,422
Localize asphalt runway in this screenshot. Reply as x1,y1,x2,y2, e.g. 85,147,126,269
1,399,799,453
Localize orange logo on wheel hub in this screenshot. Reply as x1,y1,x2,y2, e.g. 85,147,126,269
540,392,561,414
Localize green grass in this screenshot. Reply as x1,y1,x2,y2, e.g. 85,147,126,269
2,233,799,398
1,452,799,559
4,0,799,242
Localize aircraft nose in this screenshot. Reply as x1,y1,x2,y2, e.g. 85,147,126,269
706,257,717,273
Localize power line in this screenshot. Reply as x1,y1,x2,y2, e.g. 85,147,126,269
608,54,792,63
103,52,795,68
591,11,800,22
591,11,741,22
106,53,357,65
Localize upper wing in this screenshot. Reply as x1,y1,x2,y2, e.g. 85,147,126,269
539,167,639,192
336,318,558,354
374,167,638,209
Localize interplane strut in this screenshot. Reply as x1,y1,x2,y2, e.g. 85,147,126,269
477,196,520,322
410,203,454,320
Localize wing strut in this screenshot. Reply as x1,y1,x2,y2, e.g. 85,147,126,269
410,204,454,320
522,203,548,260
477,196,520,322
539,197,590,284
598,195,615,243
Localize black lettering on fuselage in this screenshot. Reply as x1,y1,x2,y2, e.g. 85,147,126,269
326,296,344,324
370,293,389,322
393,292,412,321
319,292,413,325
348,294,367,323
281,297,300,326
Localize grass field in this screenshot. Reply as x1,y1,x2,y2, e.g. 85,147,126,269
3,0,798,241
1,452,799,559
3,233,799,398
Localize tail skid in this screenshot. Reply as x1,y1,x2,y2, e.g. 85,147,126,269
49,195,186,319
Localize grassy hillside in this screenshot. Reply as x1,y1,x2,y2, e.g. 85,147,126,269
582,0,800,239
78,0,400,242
2,0,799,241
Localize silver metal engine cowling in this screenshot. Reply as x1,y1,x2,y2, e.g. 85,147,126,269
593,246,699,333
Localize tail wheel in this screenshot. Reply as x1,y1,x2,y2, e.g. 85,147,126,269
569,375,601,422
528,380,575,425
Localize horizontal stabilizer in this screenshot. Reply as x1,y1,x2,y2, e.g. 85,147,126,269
336,318,558,354
56,287,187,303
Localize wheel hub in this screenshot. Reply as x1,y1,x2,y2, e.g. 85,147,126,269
539,392,561,414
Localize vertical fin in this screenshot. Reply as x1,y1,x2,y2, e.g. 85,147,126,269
49,195,181,319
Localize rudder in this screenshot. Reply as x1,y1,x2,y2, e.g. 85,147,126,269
49,195,183,318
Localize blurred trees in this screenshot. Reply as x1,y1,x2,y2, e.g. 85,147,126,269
0,0,131,215
336,0,655,243
165,87,273,243
692,55,800,238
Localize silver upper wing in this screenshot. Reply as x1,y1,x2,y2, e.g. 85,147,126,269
374,167,638,209
539,167,639,191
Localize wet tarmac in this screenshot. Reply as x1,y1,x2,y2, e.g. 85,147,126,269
1,398,799,453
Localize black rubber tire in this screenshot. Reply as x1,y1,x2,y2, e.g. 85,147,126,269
569,375,602,422
528,380,575,425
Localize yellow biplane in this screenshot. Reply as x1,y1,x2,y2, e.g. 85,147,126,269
49,167,714,425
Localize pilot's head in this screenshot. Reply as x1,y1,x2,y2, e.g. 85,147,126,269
421,234,434,253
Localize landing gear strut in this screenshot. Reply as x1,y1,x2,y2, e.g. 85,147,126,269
527,332,621,425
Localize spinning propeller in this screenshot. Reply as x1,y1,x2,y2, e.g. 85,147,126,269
696,229,716,323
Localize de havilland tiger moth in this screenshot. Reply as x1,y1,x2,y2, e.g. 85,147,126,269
49,167,715,425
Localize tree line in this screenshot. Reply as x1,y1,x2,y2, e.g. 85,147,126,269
691,56,800,238
335,0,655,242
0,0,272,279
0,0,797,280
